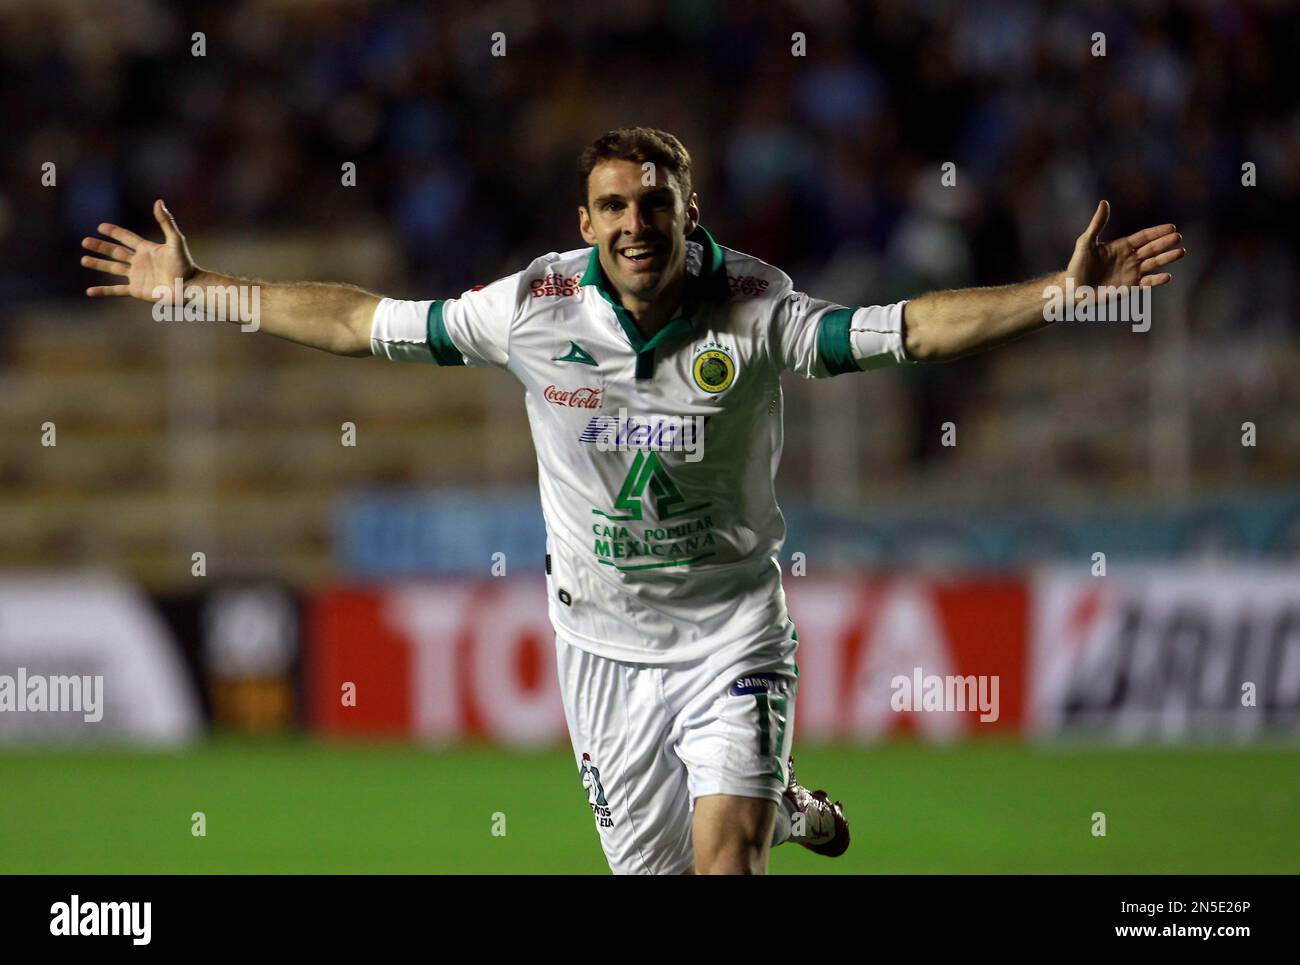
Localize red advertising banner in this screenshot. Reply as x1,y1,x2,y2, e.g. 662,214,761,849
305,575,1029,744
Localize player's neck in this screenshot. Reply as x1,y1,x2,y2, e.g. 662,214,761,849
620,272,687,341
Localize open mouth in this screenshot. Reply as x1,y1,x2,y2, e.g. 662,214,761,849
619,245,661,268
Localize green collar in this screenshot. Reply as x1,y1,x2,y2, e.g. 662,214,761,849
580,225,728,376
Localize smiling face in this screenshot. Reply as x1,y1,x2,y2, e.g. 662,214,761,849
579,159,700,311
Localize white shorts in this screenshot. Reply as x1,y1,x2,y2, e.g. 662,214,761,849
555,626,799,875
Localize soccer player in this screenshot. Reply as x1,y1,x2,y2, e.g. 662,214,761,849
81,127,1185,875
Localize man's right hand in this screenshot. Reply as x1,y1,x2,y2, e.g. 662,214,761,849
80,199,382,355
82,199,197,301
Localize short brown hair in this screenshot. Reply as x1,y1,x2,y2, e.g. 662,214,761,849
578,127,693,207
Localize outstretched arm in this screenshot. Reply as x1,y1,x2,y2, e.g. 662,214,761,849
81,199,381,357
901,201,1185,361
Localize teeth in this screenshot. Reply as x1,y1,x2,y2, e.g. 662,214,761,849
623,248,652,257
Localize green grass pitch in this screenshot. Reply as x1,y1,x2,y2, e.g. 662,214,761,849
2,739,1297,873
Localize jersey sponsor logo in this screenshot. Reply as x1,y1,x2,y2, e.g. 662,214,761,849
727,275,771,297
543,384,604,409
729,673,789,697
589,451,718,569
579,752,614,828
591,517,717,569
529,273,582,298
578,409,706,461
552,340,598,366
578,416,617,444
593,451,711,522
692,340,737,394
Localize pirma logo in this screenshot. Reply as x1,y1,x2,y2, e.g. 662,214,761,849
552,340,598,365
50,895,151,945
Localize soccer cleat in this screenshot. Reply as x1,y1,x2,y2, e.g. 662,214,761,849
782,755,850,857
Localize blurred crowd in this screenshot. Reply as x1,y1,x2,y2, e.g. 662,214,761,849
2,0,1300,543
2,0,1296,328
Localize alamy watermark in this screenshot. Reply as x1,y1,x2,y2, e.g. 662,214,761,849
151,277,261,332
0,667,103,722
581,408,707,462
50,895,150,945
1043,280,1151,332
890,666,1000,723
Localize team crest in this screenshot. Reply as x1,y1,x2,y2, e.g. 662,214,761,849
691,341,736,394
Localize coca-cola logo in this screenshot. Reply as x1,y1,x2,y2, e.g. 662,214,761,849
544,384,604,409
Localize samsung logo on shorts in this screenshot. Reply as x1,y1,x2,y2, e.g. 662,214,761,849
729,674,785,697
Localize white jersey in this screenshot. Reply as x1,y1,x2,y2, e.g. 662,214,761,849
371,226,912,663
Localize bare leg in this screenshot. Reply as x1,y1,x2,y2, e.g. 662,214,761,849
691,795,777,874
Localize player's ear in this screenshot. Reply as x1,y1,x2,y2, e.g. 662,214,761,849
685,192,700,234
578,206,597,246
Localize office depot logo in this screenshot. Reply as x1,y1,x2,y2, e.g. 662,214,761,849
530,273,582,297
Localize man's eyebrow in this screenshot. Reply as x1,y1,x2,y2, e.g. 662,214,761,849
591,187,675,205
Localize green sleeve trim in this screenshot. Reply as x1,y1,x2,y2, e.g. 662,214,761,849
426,300,465,366
818,307,859,376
